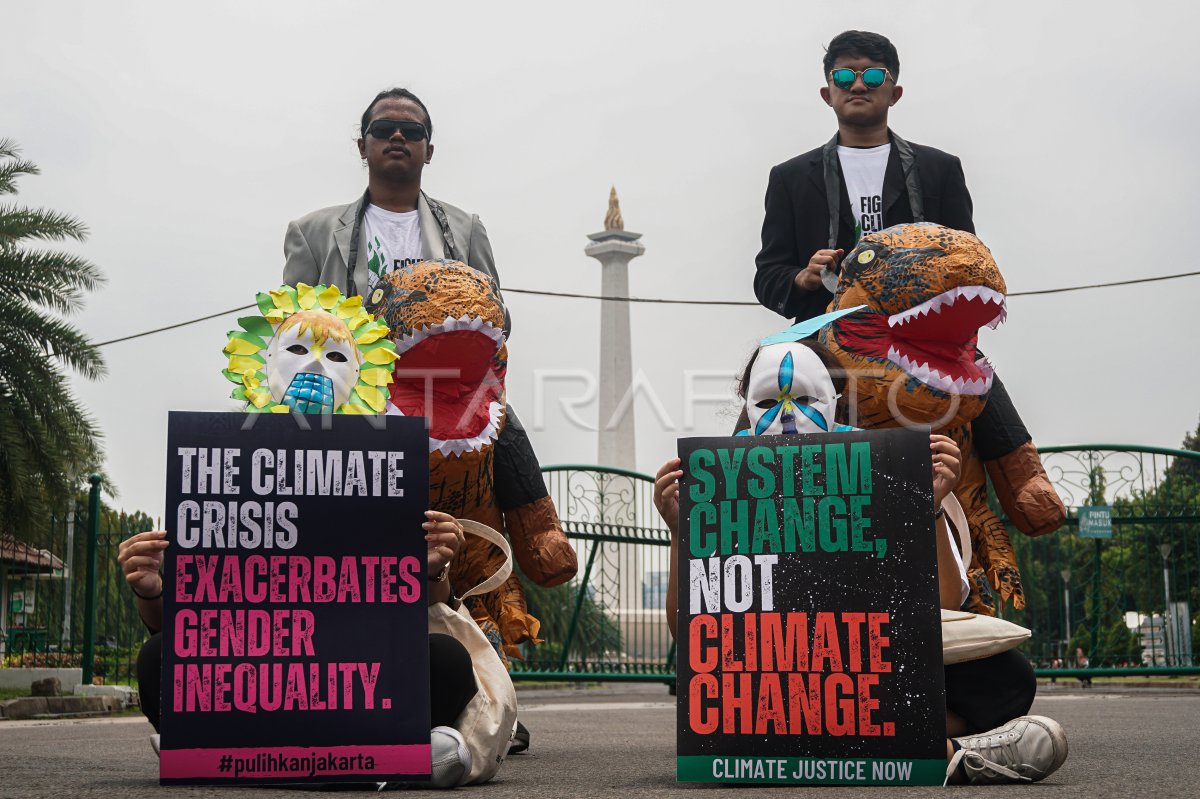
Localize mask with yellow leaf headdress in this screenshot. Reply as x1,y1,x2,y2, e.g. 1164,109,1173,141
223,283,399,413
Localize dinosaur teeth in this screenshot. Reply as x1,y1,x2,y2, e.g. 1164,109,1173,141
889,285,1009,329
394,315,506,353
888,343,995,395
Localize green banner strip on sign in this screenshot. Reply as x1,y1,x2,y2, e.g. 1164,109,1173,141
677,756,945,785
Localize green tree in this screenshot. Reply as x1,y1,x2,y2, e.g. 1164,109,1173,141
0,139,106,539
519,575,623,668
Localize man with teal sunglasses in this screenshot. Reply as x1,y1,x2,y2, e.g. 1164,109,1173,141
754,29,975,325
752,30,1062,544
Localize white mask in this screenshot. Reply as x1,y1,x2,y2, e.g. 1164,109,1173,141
744,343,842,435
265,314,361,413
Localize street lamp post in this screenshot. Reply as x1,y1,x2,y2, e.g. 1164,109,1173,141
1060,568,1072,654
1160,543,1173,667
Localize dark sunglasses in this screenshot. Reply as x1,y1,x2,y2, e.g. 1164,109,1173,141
364,119,429,142
828,67,892,91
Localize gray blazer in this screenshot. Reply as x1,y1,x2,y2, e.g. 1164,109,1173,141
283,191,509,333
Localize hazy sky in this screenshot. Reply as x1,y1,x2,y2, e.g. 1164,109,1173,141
4,0,1198,519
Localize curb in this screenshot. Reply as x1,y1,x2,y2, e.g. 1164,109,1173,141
0,695,124,721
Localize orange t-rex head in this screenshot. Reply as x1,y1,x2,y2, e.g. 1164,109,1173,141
367,260,508,458
820,223,1007,431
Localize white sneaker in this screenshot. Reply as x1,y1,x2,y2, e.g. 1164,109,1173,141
947,715,1068,784
430,726,471,788
149,734,160,757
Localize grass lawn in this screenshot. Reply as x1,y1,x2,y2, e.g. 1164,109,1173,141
0,687,32,701
1,681,140,702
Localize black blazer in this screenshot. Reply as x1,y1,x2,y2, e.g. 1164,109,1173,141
754,133,975,322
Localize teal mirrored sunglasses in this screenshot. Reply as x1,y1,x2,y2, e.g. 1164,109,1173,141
828,67,892,90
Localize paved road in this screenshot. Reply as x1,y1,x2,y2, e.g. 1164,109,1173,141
1,683,1197,798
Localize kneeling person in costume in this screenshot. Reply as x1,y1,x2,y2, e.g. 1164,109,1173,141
119,283,514,788
655,305,1068,785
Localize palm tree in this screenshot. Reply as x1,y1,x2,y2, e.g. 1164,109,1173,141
0,139,107,538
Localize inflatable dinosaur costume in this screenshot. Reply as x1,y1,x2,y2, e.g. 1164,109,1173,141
224,269,576,662
818,223,1065,613
368,260,577,661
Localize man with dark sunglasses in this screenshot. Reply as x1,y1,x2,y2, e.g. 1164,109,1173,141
752,31,1065,585
284,88,502,320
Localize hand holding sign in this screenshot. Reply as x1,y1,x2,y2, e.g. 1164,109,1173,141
654,458,685,638
929,435,962,508
423,510,465,575
118,530,169,597
424,510,464,605
653,458,683,536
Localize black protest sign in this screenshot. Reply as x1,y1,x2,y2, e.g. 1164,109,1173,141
675,427,945,785
159,411,430,784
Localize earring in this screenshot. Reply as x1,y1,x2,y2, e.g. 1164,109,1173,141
361,158,368,166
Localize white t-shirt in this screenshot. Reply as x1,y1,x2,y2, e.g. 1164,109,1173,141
837,143,890,243
362,204,423,291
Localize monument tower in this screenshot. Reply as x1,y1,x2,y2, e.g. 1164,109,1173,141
585,187,644,469
585,189,663,652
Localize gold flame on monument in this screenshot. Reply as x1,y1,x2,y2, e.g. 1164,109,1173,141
604,186,624,231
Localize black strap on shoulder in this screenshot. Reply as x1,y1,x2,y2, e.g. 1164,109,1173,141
821,134,842,250
422,191,461,262
345,189,370,298
891,131,925,224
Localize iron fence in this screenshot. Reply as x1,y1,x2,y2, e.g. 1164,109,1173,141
531,448,1200,681
1003,445,1200,675
0,477,151,687
511,466,674,681
3,445,1196,689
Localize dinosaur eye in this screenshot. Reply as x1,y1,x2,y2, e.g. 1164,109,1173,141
326,351,348,363
755,399,777,409
286,344,309,355
840,247,879,281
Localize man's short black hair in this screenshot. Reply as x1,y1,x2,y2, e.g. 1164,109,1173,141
822,30,900,79
360,88,433,140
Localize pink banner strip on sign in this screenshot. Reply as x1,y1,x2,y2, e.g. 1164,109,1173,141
161,744,431,780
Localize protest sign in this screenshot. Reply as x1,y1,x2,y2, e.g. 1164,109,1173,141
159,411,430,784
675,427,945,785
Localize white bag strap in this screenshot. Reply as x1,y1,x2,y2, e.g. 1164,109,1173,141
940,493,972,567
456,520,513,599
